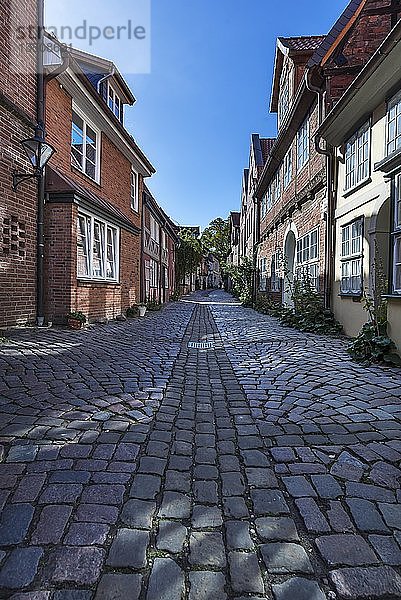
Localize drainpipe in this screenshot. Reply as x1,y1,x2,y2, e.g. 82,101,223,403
305,67,335,310
36,0,45,326
36,7,70,326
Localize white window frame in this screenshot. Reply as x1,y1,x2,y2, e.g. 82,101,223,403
267,185,273,212
283,147,292,189
71,105,101,183
297,116,309,171
131,169,138,212
271,251,281,292
340,218,363,296
392,174,401,294
387,89,401,157
108,82,122,121
344,121,371,192
77,210,119,282
278,77,290,127
273,169,281,203
296,228,319,290
150,214,159,242
261,194,267,220
149,258,158,288
259,257,267,291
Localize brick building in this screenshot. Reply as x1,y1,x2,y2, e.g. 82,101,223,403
142,185,178,304
44,47,155,323
255,0,401,308
317,19,401,351
0,0,38,326
239,135,275,262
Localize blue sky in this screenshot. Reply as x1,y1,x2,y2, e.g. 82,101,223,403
125,0,349,229
47,0,349,229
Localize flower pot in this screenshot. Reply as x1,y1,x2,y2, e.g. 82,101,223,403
138,306,147,317
68,317,83,330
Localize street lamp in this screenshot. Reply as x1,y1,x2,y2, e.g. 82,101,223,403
12,126,56,191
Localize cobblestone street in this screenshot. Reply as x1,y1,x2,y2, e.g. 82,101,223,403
1,290,401,599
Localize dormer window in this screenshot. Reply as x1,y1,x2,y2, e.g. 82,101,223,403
108,83,122,121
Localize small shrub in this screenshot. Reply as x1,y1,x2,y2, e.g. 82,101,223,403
348,322,400,365
68,311,86,323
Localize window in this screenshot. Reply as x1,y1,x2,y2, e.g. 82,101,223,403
345,122,370,191
392,174,401,294
283,147,292,189
267,185,273,212
259,257,267,291
296,229,319,290
273,170,281,203
150,215,159,241
71,110,99,182
131,170,138,212
340,219,363,295
261,195,267,220
271,251,280,292
297,117,309,171
278,78,290,126
108,83,122,121
77,212,119,281
387,90,401,156
150,259,158,288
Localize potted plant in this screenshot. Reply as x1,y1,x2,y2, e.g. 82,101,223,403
67,311,87,330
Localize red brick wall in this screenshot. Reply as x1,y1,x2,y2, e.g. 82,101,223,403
324,0,401,109
0,0,38,326
258,101,326,299
260,102,325,237
44,78,143,322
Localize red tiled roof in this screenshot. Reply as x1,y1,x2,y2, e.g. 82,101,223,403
279,35,325,53
260,138,276,163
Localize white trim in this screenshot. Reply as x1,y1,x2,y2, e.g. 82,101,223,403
344,121,371,192
71,103,101,184
60,68,154,177
77,208,120,283
386,88,401,157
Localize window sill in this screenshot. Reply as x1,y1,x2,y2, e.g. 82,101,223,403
77,278,120,286
343,177,371,198
383,294,401,300
338,293,362,300
71,165,101,187
131,207,140,216
374,149,401,174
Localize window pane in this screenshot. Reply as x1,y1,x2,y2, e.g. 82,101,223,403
395,175,401,230
394,235,401,292
77,215,90,277
106,227,116,279
92,221,105,277
71,113,84,169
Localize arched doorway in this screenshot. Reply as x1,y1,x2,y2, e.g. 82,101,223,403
283,230,296,307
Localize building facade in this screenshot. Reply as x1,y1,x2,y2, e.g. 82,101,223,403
44,47,155,323
240,135,274,262
318,19,401,351
0,0,38,327
142,185,178,304
255,0,401,309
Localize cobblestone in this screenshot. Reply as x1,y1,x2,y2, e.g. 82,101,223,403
1,291,401,598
